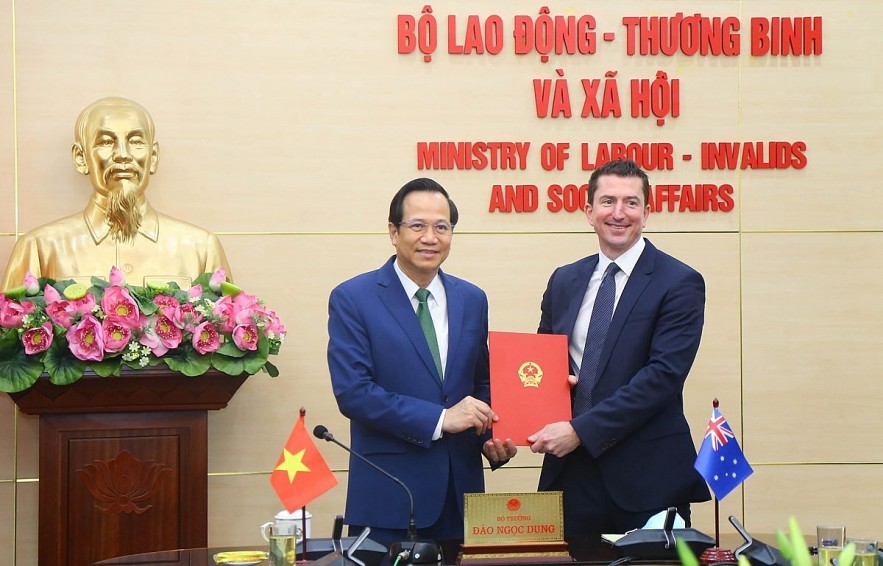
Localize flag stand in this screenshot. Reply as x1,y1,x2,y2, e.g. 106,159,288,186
298,503,309,565
270,405,338,564
298,407,309,565
713,496,719,547
696,398,746,564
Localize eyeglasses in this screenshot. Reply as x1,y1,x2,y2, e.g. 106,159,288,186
397,219,455,235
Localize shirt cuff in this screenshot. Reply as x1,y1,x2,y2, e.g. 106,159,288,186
432,409,446,440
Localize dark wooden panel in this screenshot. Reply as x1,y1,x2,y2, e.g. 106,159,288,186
10,369,248,414
40,411,208,566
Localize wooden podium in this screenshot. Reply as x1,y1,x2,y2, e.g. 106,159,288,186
8,368,249,566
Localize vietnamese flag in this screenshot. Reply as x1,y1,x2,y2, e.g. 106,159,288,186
270,414,338,512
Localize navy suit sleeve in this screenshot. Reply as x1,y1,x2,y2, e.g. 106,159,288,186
328,283,443,448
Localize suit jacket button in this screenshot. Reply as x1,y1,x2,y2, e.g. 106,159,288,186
443,395,449,403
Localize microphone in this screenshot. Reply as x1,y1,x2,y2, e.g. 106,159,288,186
313,425,440,564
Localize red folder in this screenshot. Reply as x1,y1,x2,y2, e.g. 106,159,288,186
488,331,572,446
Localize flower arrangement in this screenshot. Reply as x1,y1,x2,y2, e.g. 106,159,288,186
0,267,286,393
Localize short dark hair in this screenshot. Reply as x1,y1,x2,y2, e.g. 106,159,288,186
587,159,650,205
388,178,459,226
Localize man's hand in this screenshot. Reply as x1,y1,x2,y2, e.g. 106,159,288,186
482,438,518,463
527,422,581,457
443,396,496,435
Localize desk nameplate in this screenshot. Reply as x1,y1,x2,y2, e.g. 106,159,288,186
464,492,564,545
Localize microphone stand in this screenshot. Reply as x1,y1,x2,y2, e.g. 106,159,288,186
314,426,440,564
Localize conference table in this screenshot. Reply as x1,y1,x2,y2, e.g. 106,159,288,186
91,532,798,566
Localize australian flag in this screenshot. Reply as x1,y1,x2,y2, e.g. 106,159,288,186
694,406,753,500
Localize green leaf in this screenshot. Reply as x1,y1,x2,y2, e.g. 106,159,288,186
0,346,44,392
192,272,213,287
130,288,159,316
0,329,21,356
43,340,87,385
3,285,27,300
257,334,270,357
217,341,247,358
242,351,269,374
241,336,270,374
787,517,814,566
163,348,212,376
675,538,700,566
89,276,110,290
211,353,246,376
776,529,794,562
89,357,122,377
263,360,279,377
838,543,856,566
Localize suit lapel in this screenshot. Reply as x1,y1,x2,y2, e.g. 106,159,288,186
441,271,460,389
563,257,597,338
376,259,444,388
559,257,598,373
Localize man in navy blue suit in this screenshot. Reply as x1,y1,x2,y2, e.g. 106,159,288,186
528,160,710,536
328,178,517,546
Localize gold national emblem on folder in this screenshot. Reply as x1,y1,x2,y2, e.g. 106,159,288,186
518,361,543,387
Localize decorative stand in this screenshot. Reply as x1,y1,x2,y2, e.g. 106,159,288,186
8,368,248,566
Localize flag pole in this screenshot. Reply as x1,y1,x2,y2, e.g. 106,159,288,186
697,398,741,564
299,407,309,564
712,398,720,548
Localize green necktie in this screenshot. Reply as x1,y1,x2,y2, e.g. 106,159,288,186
415,288,443,379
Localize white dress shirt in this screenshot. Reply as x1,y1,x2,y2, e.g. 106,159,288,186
569,238,646,374
394,260,449,439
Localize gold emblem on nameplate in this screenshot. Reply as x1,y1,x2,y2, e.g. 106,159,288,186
518,361,543,388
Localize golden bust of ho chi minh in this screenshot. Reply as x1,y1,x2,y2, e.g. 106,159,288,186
0,97,232,291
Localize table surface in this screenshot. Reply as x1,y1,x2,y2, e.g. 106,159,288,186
90,532,801,566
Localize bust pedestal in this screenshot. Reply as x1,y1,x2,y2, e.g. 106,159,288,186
8,368,248,566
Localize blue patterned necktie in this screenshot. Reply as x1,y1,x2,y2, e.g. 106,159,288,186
573,262,620,415
415,288,443,379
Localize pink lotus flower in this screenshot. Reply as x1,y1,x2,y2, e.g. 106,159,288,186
192,321,220,354
71,293,97,315
101,318,133,353
233,292,259,310
101,286,140,328
173,301,203,333
67,315,105,362
232,323,259,351
43,284,76,328
153,294,181,317
255,305,286,337
209,268,226,293
0,298,35,329
109,266,125,286
138,316,166,356
24,272,39,296
188,284,203,299
155,314,183,350
212,296,241,333
22,322,54,355
44,285,62,303
138,314,182,356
